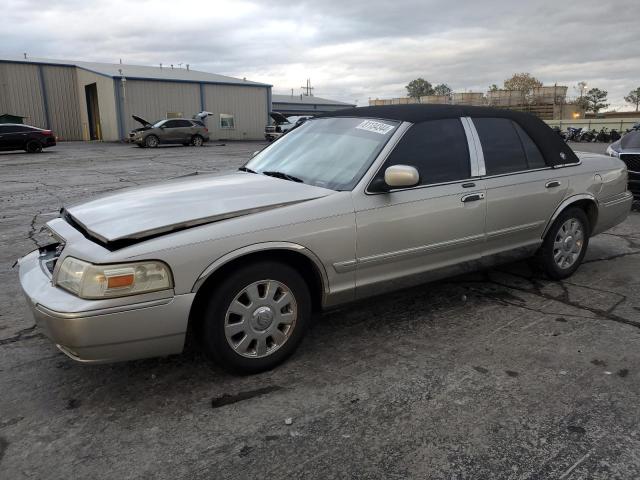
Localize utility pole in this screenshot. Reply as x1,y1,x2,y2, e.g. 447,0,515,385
300,78,314,96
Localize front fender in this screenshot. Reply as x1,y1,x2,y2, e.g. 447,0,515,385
190,241,330,296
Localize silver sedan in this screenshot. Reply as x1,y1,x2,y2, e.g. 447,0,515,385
18,105,633,374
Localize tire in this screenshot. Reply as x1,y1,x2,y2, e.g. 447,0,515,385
25,140,43,153
191,135,204,147
537,207,590,279
199,261,312,374
145,135,159,148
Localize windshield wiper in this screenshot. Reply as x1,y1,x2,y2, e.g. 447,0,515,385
262,171,304,183
238,166,257,173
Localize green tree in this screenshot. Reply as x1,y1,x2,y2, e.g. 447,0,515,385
583,88,609,113
488,84,499,92
433,83,452,96
405,78,434,98
625,87,640,112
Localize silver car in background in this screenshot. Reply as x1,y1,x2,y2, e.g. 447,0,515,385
128,115,210,148
18,105,632,374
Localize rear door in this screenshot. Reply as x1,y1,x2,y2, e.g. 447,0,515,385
352,118,487,298
471,117,568,255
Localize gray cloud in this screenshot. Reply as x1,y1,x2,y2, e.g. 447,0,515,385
1,0,638,109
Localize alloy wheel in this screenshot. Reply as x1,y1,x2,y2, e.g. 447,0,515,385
553,218,584,269
224,279,297,358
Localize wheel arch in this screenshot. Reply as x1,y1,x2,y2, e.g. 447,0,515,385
188,243,329,332
542,194,599,238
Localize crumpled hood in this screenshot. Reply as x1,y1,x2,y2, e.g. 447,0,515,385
64,172,332,246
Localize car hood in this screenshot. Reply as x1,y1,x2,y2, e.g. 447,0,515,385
63,172,333,247
269,112,290,125
132,115,153,128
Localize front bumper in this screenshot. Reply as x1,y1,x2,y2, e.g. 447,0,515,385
18,249,194,363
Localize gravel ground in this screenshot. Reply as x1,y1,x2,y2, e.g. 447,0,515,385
1,141,640,479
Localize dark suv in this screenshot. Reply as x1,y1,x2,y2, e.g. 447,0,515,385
128,116,210,147
0,124,56,153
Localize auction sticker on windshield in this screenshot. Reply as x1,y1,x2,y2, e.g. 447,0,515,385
356,120,395,135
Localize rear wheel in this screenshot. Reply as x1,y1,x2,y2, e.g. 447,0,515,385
191,135,204,147
25,140,42,153
199,261,311,374
145,135,159,148
537,207,590,279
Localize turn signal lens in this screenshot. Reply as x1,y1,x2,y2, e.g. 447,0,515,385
56,257,173,299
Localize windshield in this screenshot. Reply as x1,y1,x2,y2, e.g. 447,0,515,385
245,117,400,190
152,120,166,128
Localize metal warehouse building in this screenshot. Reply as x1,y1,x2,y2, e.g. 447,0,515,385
272,94,355,116
0,57,271,141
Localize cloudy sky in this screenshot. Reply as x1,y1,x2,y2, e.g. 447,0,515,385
2,0,639,110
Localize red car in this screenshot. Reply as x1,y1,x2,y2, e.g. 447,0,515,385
0,123,56,153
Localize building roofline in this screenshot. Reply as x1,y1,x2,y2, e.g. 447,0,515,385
0,58,272,88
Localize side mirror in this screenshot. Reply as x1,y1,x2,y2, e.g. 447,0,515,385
384,165,419,188
369,165,419,192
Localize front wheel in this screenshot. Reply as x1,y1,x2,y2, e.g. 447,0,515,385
145,135,159,148
199,261,312,374
537,207,590,279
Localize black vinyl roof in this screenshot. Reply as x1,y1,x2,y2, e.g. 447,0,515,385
321,104,579,166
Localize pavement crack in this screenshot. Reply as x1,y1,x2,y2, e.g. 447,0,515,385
483,274,640,329
583,250,640,264
0,325,45,346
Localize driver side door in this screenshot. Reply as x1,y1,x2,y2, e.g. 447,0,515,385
352,118,487,299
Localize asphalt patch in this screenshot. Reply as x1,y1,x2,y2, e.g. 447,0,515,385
211,385,283,409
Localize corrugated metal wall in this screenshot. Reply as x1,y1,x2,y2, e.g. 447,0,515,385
0,62,47,129
121,80,201,133
42,66,82,140
0,62,83,140
204,84,268,140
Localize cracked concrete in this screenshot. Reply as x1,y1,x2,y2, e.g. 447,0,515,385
1,141,640,479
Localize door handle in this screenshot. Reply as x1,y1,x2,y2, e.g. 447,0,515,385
462,182,476,188
545,180,561,188
461,193,485,203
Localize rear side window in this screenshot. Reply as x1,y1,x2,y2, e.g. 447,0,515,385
174,120,192,127
474,118,547,174
513,123,546,169
383,118,470,185
473,118,527,175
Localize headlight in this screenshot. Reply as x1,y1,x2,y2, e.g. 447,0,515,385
606,145,619,157
55,257,173,299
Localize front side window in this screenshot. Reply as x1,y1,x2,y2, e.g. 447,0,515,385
474,118,546,174
220,114,235,129
378,118,471,186
245,117,400,191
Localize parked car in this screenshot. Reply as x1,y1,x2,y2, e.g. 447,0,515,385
19,105,632,374
606,129,640,198
0,123,56,153
264,113,312,141
128,116,209,147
